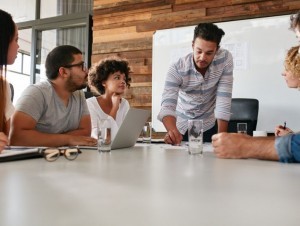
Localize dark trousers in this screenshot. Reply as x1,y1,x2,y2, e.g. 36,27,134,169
182,122,217,143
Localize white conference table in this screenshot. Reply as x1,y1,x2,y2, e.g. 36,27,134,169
0,143,300,226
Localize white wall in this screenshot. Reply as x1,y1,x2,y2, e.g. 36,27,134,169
152,14,299,132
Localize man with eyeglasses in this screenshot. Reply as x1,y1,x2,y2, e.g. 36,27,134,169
10,45,97,147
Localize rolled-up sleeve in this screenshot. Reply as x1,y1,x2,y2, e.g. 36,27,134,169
157,63,182,122
275,133,300,163
214,51,234,121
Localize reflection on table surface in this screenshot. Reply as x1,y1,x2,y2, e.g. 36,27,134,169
0,144,300,226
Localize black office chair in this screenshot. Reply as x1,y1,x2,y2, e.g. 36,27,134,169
228,98,259,136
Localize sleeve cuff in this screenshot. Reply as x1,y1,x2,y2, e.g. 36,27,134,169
157,109,177,122
275,134,293,163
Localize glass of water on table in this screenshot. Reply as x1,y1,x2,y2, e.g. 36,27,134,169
188,119,203,155
97,119,111,152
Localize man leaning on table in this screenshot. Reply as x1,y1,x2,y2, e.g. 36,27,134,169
10,45,97,147
158,23,233,145
212,45,300,163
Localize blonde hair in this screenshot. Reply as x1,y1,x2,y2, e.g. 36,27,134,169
285,46,300,79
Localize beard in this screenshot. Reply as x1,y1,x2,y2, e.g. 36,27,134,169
65,75,87,92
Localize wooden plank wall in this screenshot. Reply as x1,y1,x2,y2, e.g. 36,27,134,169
92,0,300,134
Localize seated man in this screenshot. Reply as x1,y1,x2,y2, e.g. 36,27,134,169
10,45,97,147
212,45,300,163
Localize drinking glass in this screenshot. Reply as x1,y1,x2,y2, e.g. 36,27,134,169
142,122,152,143
97,119,111,152
188,119,203,155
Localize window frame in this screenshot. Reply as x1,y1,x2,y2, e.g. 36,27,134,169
16,12,92,84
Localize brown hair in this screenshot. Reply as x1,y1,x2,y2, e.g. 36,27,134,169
285,46,300,79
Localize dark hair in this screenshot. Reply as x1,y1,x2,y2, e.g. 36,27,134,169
290,11,300,30
45,45,82,80
88,57,131,95
193,23,225,47
0,9,15,67
0,9,15,133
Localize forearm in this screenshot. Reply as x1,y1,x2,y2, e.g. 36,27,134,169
217,119,228,133
65,115,91,136
0,132,9,152
5,119,11,136
65,128,90,136
243,137,279,161
162,116,178,132
10,130,72,147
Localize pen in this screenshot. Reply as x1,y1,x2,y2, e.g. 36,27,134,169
283,121,286,130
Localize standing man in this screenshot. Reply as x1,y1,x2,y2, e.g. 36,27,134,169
10,45,97,147
158,23,233,145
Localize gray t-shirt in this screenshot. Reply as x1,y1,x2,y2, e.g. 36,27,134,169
16,80,90,134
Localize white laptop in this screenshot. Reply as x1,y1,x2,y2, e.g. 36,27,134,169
111,108,151,150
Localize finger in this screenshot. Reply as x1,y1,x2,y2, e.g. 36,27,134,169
211,133,220,141
0,135,8,144
0,140,8,147
167,131,176,144
164,133,172,144
172,134,180,145
165,137,172,144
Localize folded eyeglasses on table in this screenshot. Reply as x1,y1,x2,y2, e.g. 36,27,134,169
38,147,82,162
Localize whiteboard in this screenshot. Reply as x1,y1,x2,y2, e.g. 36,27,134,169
152,14,300,132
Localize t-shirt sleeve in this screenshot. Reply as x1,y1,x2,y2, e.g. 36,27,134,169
15,85,46,122
80,91,90,116
86,98,98,138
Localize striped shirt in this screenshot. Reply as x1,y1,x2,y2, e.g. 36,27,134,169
157,49,233,134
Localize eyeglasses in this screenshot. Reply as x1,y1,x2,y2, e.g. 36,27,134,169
38,147,81,162
62,62,86,71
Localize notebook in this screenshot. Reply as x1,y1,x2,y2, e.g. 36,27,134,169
111,108,151,150
0,147,42,162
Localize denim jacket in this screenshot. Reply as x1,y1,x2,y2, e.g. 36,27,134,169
275,133,300,163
